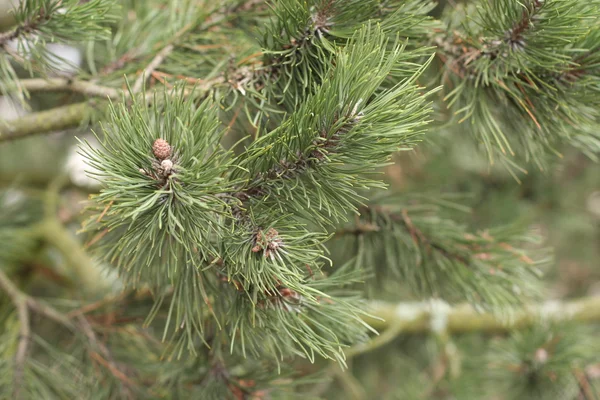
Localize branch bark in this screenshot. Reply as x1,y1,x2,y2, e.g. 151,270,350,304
0,102,91,141
363,296,600,334
19,78,121,99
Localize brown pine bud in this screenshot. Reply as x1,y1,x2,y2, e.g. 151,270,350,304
152,138,171,160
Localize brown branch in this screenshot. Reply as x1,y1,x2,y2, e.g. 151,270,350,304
77,315,137,397
132,44,175,93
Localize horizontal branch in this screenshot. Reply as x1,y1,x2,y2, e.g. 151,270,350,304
0,76,221,143
20,78,121,99
363,296,600,334
0,102,91,141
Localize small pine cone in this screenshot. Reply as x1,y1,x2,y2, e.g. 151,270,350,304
152,138,172,160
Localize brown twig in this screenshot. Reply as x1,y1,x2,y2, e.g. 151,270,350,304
77,315,137,397
132,44,175,93
338,206,471,266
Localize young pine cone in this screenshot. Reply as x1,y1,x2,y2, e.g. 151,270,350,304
152,138,172,160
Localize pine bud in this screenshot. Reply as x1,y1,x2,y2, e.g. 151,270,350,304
152,138,171,160
161,159,173,175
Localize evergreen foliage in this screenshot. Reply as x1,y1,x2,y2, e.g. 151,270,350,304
0,0,599,399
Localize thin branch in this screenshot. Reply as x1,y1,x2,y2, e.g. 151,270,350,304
338,206,471,266
0,268,74,328
132,44,175,93
344,320,405,359
0,7,51,49
0,268,73,397
77,315,137,397
0,28,20,47
19,78,121,99
130,2,238,94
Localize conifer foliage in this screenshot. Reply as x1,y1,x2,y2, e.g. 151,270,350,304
0,0,599,399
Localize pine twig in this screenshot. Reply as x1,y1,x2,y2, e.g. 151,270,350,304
132,44,175,93
77,315,137,397
0,28,20,47
0,7,50,49
130,2,239,94
0,269,74,328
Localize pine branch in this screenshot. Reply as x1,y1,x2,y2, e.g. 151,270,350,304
0,5,51,49
76,315,137,397
504,0,545,52
132,44,175,93
335,198,547,308
433,0,600,166
0,102,91,141
19,78,121,98
363,296,600,334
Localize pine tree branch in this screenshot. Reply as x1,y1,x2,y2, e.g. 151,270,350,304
504,0,545,52
233,111,361,205
339,205,472,265
0,102,91,142
363,296,600,334
131,1,252,93
19,78,121,98
0,6,50,49
76,315,137,397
